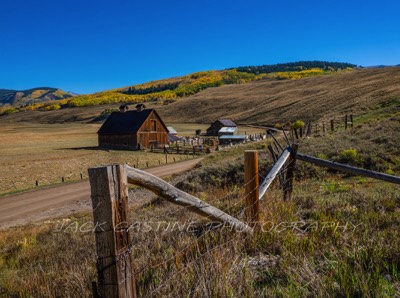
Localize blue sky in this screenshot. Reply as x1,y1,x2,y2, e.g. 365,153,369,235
0,0,399,94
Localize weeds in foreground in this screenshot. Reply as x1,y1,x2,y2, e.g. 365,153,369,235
0,119,399,297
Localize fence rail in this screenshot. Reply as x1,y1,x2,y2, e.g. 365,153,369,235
88,129,400,297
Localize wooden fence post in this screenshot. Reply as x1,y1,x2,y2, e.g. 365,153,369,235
350,114,354,128
267,145,284,188
244,150,260,225
330,120,334,132
88,164,136,298
283,144,298,200
345,114,348,130
294,129,299,140
306,122,312,137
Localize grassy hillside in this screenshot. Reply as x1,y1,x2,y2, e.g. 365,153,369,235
5,67,399,126
159,67,400,126
0,61,355,117
0,87,75,107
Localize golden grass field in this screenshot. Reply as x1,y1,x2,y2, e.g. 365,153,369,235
0,122,265,195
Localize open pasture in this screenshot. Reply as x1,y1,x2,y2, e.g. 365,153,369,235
0,122,265,195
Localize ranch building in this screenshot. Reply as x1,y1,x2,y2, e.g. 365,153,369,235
206,119,237,136
97,104,168,150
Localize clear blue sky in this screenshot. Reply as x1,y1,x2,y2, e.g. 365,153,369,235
1,0,399,94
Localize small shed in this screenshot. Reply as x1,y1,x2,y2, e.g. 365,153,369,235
97,104,168,150
218,127,238,137
206,119,237,136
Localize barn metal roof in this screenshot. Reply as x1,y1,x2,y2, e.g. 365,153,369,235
167,126,177,134
219,135,246,140
98,109,157,134
218,127,237,133
168,135,181,142
217,119,236,127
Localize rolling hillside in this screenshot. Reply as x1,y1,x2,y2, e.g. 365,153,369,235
158,67,400,126
1,67,399,127
0,87,75,107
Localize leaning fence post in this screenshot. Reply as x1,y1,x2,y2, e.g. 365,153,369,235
88,164,136,298
267,145,284,189
283,144,298,200
244,150,260,225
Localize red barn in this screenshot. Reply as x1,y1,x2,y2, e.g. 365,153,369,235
97,104,168,150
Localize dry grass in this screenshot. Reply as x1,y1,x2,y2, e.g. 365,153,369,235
0,142,398,296
0,122,194,195
0,121,264,195
3,68,400,128
159,67,400,126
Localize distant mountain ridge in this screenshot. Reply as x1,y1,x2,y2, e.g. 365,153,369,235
0,87,76,107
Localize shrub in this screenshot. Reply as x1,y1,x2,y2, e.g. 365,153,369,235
339,148,358,161
1,108,18,115
292,120,305,130
43,104,61,111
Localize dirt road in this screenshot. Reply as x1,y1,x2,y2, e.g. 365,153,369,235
0,158,202,229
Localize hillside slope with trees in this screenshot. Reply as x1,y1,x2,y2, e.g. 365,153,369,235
0,88,75,107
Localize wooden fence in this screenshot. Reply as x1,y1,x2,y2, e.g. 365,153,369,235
88,132,400,297
150,145,210,156
291,113,355,139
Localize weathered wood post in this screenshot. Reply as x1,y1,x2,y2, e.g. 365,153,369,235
306,122,312,137
345,114,348,130
350,114,354,128
294,129,299,140
244,150,260,225
330,120,334,132
35,180,39,187
80,173,83,180
88,164,136,298
322,122,325,135
267,145,284,188
283,144,298,200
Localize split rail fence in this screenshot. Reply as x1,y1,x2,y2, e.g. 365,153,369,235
88,131,400,297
